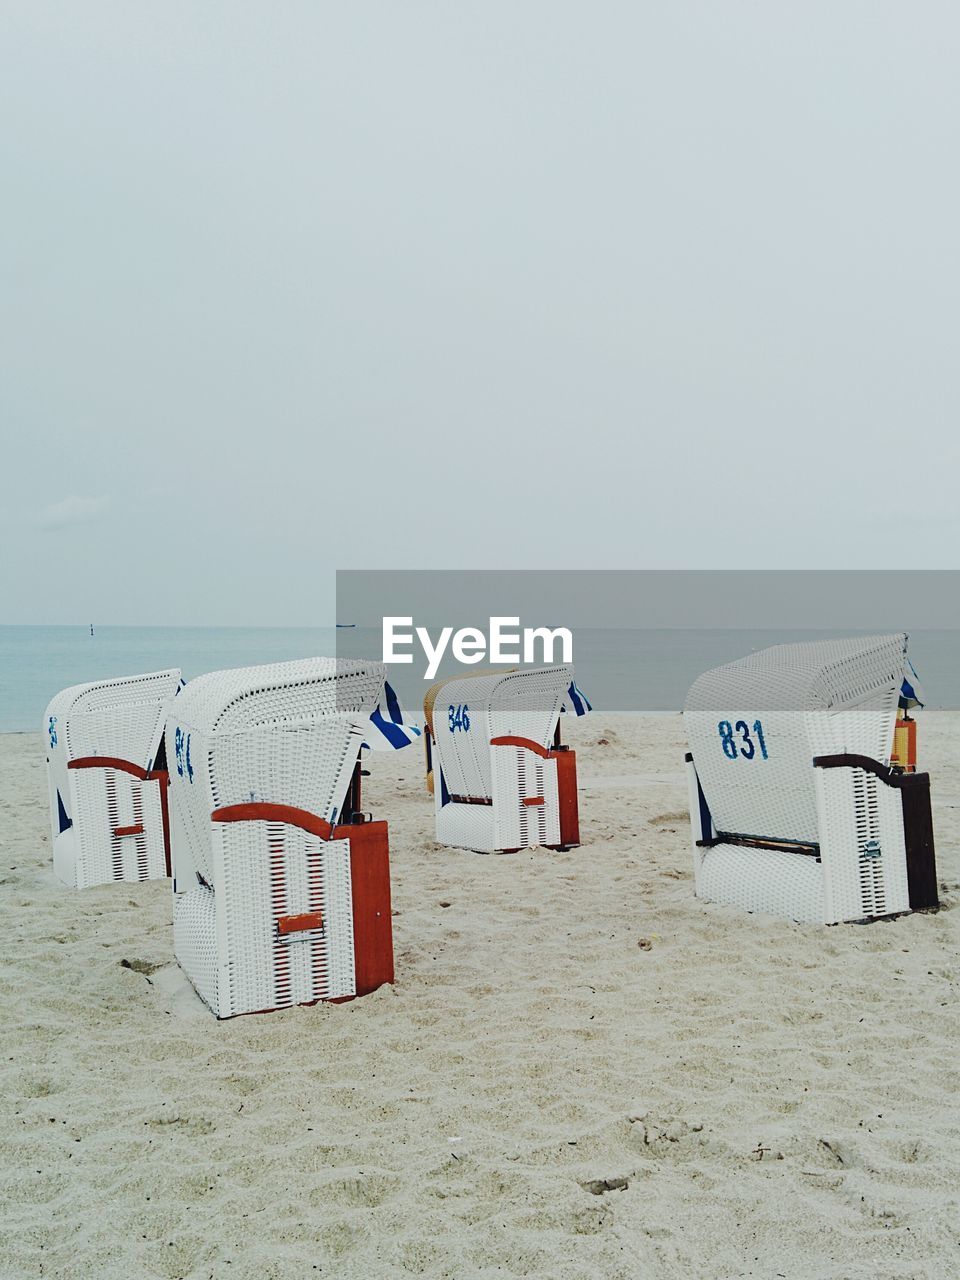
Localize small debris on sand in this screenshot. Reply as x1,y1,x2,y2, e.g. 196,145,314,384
580,1176,629,1196
120,958,162,977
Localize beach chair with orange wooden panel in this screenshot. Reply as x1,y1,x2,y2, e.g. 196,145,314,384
43,669,182,888
423,665,591,854
683,634,938,925
165,657,420,1018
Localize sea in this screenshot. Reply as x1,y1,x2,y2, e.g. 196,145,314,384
2,624,959,733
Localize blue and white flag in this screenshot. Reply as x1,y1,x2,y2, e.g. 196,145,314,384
362,680,423,750
900,659,926,709
561,679,592,716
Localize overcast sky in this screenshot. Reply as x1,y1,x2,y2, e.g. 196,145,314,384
2,3,958,626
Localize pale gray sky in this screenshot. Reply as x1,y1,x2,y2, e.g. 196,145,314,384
2,3,958,626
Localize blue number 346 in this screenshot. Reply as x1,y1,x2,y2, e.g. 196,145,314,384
718,719,768,760
448,704,470,733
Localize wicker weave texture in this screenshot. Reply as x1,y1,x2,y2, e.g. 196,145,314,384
684,634,918,925
45,669,180,794
435,798,497,852
697,843,826,924
167,658,385,1017
175,819,356,1019
685,633,910,713
491,744,561,850
816,766,910,922
430,667,570,802
173,657,385,733
434,748,563,853
43,669,180,888
166,657,384,890
172,884,219,1009
70,768,167,888
684,636,906,845
423,667,519,738
172,721,365,888
429,666,576,853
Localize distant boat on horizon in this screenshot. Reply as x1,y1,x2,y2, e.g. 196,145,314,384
336,623,357,628
90,623,94,636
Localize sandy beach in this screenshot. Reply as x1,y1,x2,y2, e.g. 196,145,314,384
1,713,958,1280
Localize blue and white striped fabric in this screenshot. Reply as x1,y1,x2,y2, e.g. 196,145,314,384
362,680,423,751
900,659,925,709
561,679,592,716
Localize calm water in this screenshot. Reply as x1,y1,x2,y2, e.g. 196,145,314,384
0,626,339,734
2,625,959,733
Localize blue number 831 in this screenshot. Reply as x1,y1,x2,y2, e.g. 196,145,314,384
718,719,768,760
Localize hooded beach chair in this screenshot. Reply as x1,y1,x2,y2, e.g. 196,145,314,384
43,669,182,888
166,657,420,1019
683,633,938,925
423,665,591,854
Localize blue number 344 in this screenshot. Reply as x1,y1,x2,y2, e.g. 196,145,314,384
718,719,768,760
174,727,195,782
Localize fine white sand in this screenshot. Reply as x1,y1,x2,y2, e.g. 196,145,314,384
1,714,958,1280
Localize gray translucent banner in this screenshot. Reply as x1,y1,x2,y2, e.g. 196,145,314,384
335,570,960,711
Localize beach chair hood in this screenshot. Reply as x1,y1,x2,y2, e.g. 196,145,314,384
684,632,916,846
43,668,182,888
167,657,397,888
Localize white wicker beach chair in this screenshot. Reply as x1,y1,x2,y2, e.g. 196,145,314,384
423,666,590,854
43,669,182,889
683,633,938,925
166,657,418,1019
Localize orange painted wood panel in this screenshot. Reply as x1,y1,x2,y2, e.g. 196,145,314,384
334,821,394,994
277,911,324,935
211,802,334,842
550,749,580,848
